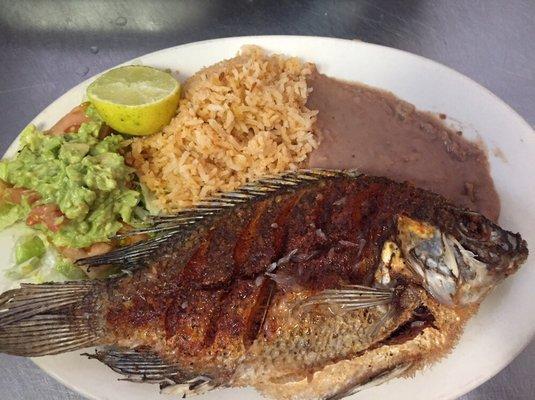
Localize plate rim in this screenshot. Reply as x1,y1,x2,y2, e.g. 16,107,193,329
1,35,532,400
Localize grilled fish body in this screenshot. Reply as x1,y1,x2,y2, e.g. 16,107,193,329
0,170,528,399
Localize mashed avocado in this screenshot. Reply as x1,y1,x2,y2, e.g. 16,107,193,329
0,200,30,231
0,106,140,248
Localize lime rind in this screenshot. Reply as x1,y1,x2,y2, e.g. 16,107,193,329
86,65,181,135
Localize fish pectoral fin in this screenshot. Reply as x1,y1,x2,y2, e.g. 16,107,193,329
299,285,393,313
84,346,216,395
368,303,397,339
326,363,412,400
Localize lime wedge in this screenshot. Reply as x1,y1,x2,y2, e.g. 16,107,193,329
87,65,180,136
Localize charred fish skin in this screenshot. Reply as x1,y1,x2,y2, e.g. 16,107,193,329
0,169,528,400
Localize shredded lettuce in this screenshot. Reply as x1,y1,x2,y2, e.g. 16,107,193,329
1,227,78,285
15,234,46,264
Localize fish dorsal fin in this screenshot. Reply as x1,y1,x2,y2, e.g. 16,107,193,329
77,169,358,269
122,169,352,236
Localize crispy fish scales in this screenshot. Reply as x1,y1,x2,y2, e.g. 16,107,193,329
0,170,528,400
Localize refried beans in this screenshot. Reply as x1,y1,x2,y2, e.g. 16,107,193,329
307,71,500,221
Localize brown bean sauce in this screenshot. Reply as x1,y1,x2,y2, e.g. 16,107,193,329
307,71,500,221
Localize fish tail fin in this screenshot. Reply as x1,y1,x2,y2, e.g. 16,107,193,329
0,281,106,356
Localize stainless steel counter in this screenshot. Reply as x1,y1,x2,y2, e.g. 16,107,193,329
0,1,534,399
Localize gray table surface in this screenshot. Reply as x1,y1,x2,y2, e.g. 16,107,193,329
0,0,534,399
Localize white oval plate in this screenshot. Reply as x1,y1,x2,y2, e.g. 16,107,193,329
2,36,534,400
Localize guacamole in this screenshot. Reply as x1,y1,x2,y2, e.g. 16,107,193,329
0,106,140,249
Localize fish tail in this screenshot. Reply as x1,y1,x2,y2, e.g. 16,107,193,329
0,281,106,356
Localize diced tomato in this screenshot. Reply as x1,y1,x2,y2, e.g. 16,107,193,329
48,103,92,136
59,242,114,261
26,204,65,232
98,124,114,140
2,187,40,204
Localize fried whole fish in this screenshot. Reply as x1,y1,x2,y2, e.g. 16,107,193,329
0,170,528,400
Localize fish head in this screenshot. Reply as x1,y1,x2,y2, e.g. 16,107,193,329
395,212,527,306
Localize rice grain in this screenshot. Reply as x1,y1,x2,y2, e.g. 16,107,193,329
129,46,318,212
